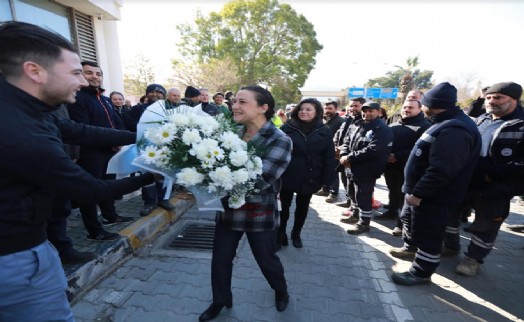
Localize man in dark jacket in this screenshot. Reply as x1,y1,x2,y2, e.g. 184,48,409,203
181,85,201,107
454,82,524,276
390,82,481,286
126,83,166,132
320,101,345,202
339,102,393,234
332,97,365,208
376,100,431,231
67,61,134,241
0,21,157,321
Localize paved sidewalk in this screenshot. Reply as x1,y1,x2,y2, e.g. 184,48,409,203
71,177,524,321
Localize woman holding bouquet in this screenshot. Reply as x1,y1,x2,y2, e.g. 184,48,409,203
278,99,337,248
199,86,293,321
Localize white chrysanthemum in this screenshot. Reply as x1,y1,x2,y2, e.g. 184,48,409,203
168,113,190,127
143,128,163,145
156,124,176,143
182,128,202,146
252,156,263,174
211,146,225,160
229,194,246,209
229,150,249,167
192,139,219,162
209,166,233,189
201,158,216,169
231,169,249,184
155,146,170,166
176,167,205,186
200,122,219,136
221,131,242,150
141,146,162,164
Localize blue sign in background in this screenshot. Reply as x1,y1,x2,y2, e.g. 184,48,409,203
348,87,398,99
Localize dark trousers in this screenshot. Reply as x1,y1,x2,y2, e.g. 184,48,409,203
340,170,349,202
47,196,74,255
76,154,119,236
406,201,449,278
142,181,167,206
465,194,511,263
345,170,357,209
384,166,404,213
279,191,313,235
211,220,287,305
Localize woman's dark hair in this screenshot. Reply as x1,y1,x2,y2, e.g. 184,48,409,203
240,85,275,121
0,21,77,77
290,98,323,121
225,91,234,100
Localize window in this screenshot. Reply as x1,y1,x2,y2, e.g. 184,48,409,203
12,0,72,41
0,0,13,20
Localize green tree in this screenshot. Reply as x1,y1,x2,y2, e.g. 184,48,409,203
177,0,323,106
123,54,156,97
366,56,434,96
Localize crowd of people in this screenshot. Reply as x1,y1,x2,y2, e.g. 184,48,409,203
1,20,523,322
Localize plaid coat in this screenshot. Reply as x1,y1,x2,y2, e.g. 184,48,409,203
217,121,292,232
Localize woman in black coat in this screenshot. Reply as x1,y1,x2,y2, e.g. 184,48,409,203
279,98,337,248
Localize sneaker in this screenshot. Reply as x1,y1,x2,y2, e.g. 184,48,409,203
87,230,121,242
158,199,176,211
391,271,430,286
346,224,370,235
455,256,481,276
314,189,330,197
325,193,337,203
102,215,135,226
374,210,398,220
507,223,524,233
389,246,416,261
392,227,402,236
140,204,157,217
335,200,351,208
60,249,96,264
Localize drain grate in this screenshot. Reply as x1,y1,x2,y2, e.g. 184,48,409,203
165,222,215,251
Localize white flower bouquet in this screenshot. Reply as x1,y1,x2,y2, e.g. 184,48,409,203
134,103,263,210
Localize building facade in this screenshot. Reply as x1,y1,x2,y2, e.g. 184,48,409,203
1,0,125,92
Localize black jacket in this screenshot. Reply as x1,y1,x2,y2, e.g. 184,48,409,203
324,114,345,139
333,114,362,147
388,112,431,170
470,106,524,196
403,107,481,203
67,86,125,157
280,119,337,194
0,77,155,255
340,117,393,180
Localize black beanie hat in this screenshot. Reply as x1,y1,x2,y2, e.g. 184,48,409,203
185,86,201,98
485,82,522,100
420,82,457,109
146,84,166,96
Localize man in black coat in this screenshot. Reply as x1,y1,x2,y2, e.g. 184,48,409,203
0,21,158,321
454,82,524,276
339,102,393,235
319,101,345,202
390,82,481,286
332,97,365,208
375,100,431,232
67,61,135,241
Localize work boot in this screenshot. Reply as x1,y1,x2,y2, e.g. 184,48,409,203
314,189,329,197
325,193,338,203
335,200,351,208
455,256,481,276
346,223,370,235
389,246,416,261
440,244,460,257
391,271,430,286
507,223,524,233
60,248,96,264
